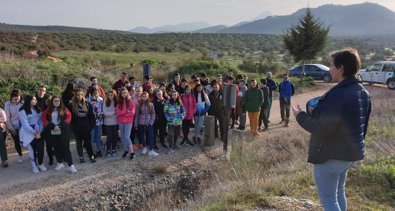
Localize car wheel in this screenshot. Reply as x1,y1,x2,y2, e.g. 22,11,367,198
387,79,395,90
323,74,332,83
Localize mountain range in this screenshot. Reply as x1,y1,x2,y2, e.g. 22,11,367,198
129,2,395,36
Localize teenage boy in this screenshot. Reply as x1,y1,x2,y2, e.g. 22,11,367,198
259,79,269,131
278,74,295,127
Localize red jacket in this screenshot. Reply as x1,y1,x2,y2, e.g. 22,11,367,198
116,100,135,124
42,108,72,127
181,93,197,120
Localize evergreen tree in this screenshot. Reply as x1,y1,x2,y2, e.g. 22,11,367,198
283,8,329,81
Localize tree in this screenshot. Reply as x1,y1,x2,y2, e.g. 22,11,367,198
283,8,329,81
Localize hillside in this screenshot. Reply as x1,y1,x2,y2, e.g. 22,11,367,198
218,2,395,36
0,23,129,34
193,25,227,33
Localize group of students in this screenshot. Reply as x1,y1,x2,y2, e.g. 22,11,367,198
0,70,294,174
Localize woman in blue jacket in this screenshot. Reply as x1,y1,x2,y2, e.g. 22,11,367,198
293,48,371,211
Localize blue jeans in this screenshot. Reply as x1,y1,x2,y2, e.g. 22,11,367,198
194,115,205,138
119,123,133,153
91,125,102,152
313,159,354,211
138,125,155,150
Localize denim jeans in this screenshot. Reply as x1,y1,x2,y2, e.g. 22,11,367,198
194,115,205,138
138,125,155,150
91,125,102,152
313,159,354,211
119,123,133,152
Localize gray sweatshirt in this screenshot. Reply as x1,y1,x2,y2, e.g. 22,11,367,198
4,101,22,132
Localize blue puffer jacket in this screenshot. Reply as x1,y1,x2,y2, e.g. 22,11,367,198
296,78,371,164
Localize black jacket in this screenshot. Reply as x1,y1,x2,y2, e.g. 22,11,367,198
296,78,371,164
208,90,224,115
70,102,95,132
153,99,167,125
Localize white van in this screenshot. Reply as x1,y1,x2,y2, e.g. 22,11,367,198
358,61,395,90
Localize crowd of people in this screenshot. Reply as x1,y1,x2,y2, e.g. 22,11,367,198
0,70,295,174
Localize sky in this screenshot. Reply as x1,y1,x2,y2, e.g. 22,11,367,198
0,0,394,30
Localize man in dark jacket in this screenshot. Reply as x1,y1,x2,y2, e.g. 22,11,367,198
278,74,295,127
208,80,225,140
293,48,371,211
266,72,277,122
258,79,269,131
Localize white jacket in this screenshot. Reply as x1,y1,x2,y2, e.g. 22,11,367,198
18,109,43,147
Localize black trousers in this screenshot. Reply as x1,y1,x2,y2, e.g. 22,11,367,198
30,138,45,165
50,135,73,166
74,129,94,158
182,119,193,139
259,106,268,129
167,125,180,147
105,125,118,151
130,125,137,145
154,121,167,144
10,130,23,156
0,130,7,161
42,131,54,162
213,113,225,140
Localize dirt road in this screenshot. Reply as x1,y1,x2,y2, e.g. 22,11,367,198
1,82,371,210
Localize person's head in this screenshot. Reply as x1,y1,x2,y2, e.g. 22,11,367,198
170,90,180,104
330,48,361,82
71,89,87,113
91,88,99,100
181,78,187,87
37,85,47,98
185,85,192,95
195,84,203,93
10,89,22,102
243,75,248,81
212,81,220,92
191,74,197,80
236,74,243,81
239,80,246,88
119,88,130,99
49,96,65,115
90,77,98,85
64,82,75,95
250,79,257,88
200,72,207,80
283,74,289,82
141,91,149,101
121,72,128,81
106,89,118,107
20,95,40,113
155,89,164,101
174,74,180,82
266,72,273,79
135,86,143,97
147,87,154,95
228,76,234,83
166,83,175,92
216,74,222,82
194,79,200,86
74,89,85,102
227,69,233,76
260,79,267,87
129,76,135,83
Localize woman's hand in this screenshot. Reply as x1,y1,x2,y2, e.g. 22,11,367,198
35,133,41,139
292,104,303,117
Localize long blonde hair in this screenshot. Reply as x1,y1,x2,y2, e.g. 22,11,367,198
72,89,88,114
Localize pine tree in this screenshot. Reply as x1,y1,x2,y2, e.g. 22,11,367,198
283,8,329,81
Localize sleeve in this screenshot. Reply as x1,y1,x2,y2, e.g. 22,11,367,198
258,89,264,106
134,102,139,126
103,104,114,117
204,93,211,112
192,96,197,114
164,102,170,122
19,110,36,134
42,109,50,128
4,103,14,131
296,94,345,136
37,112,44,133
291,83,295,96
88,104,95,130
64,108,72,124
180,104,186,119
149,103,156,126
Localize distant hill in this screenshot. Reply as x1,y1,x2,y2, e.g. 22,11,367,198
193,25,227,33
129,22,211,33
0,23,129,34
218,2,395,36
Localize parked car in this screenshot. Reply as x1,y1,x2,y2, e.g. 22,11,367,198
288,64,332,82
358,61,395,90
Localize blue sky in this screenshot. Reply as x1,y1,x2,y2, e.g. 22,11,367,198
0,0,394,30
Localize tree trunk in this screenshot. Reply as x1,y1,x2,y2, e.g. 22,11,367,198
300,60,306,82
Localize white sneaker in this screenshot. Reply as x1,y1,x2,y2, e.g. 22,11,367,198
68,165,77,174
37,164,47,172
17,156,24,163
141,147,148,155
54,163,65,171
148,150,159,157
32,165,39,174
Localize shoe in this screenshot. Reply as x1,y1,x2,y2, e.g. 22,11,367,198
197,137,202,144
122,151,128,158
95,151,102,158
262,127,269,132
54,163,65,171
148,150,159,157
166,148,174,155
130,153,136,160
180,139,186,146
279,120,285,124
48,158,53,166
267,120,271,123
255,131,262,136
68,165,77,173
161,143,168,148
37,164,47,172
284,123,289,127
139,144,144,150
237,126,245,130
107,150,112,157
141,147,148,155
1,161,8,168
90,157,96,163
111,150,116,157
32,166,39,174
17,156,24,163
192,136,198,144
235,120,240,125
79,157,85,163
173,145,180,150
186,140,195,146
132,144,138,151
153,145,159,150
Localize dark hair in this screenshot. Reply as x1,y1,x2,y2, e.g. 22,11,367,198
331,48,361,79
129,76,135,81
200,72,207,77
10,89,22,101
174,73,180,77
210,80,218,86
191,74,197,80
90,76,97,81
159,82,166,88
105,89,118,107
181,78,187,83
260,79,267,85
166,83,175,92
121,72,127,75
239,79,246,84
63,82,75,97
236,74,243,80
38,85,47,89
194,84,206,102
283,74,288,77
20,95,41,114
